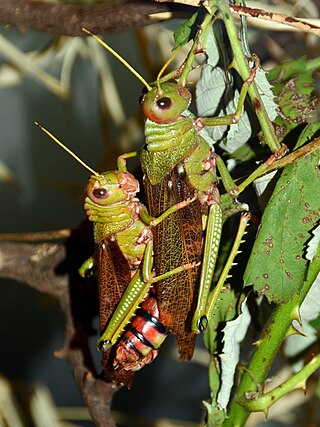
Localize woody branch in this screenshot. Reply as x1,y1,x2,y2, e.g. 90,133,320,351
0,238,117,427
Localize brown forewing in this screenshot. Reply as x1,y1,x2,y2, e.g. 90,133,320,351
144,166,203,360
97,237,134,386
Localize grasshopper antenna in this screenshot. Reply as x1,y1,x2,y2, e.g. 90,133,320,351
35,122,99,177
156,47,181,93
82,28,152,91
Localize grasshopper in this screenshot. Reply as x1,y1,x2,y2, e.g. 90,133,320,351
83,24,286,361
35,124,198,385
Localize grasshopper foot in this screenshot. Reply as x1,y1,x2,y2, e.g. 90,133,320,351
98,339,112,352
198,315,208,332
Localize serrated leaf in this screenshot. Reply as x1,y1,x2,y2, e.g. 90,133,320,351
204,287,238,421
218,298,251,410
203,287,237,355
206,25,220,68
267,57,316,139
297,122,320,149
196,65,227,119
268,57,314,95
196,69,253,151
173,12,198,49
255,67,277,122
218,89,252,154
244,141,320,303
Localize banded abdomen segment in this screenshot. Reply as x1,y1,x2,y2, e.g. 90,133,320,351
143,167,203,360
113,289,168,372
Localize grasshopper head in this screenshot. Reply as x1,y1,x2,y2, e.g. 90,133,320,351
140,81,191,124
86,170,139,206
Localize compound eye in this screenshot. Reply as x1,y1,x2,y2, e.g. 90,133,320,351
156,97,172,109
139,86,149,104
92,187,108,199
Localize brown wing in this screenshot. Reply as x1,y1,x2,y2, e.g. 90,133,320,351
144,167,203,360
97,237,134,386
96,237,131,332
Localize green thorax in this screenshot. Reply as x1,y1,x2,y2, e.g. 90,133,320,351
93,211,148,265
115,219,148,265
92,203,136,243
141,116,199,184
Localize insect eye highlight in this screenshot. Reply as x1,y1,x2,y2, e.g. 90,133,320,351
93,187,108,199
156,97,172,109
139,86,149,104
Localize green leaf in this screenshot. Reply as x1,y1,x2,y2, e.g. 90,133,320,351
204,286,237,355
267,57,317,140
255,67,277,122
196,67,253,152
218,298,251,409
218,88,252,153
173,12,198,49
196,45,263,152
206,24,220,68
244,128,320,303
196,65,227,118
204,287,238,425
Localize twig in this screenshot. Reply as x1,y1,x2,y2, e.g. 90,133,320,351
230,4,320,36
0,228,72,241
264,137,320,175
0,231,117,427
0,0,193,35
156,0,320,36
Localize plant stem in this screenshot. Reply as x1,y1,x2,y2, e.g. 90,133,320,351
178,12,214,85
242,352,320,412
223,266,318,426
211,0,281,153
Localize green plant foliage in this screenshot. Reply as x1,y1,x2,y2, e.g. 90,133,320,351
204,286,238,353
218,298,250,409
244,123,320,303
254,68,278,122
196,30,277,154
267,57,317,140
203,286,238,424
173,12,198,49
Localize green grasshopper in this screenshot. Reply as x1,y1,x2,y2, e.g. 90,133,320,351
35,123,199,384
83,24,286,361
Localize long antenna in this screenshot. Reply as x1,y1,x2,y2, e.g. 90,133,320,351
156,47,181,91
34,122,99,177
82,28,152,91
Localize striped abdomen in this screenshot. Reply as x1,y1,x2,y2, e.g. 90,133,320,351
113,289,168,372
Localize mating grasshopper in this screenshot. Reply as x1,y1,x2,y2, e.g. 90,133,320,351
36,124,198,384
82,25,286,362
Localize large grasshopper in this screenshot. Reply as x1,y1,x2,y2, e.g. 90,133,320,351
36,124,198,384
84,6,285,360
83,25,286,363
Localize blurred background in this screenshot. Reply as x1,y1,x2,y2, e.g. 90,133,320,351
0,1,319,426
